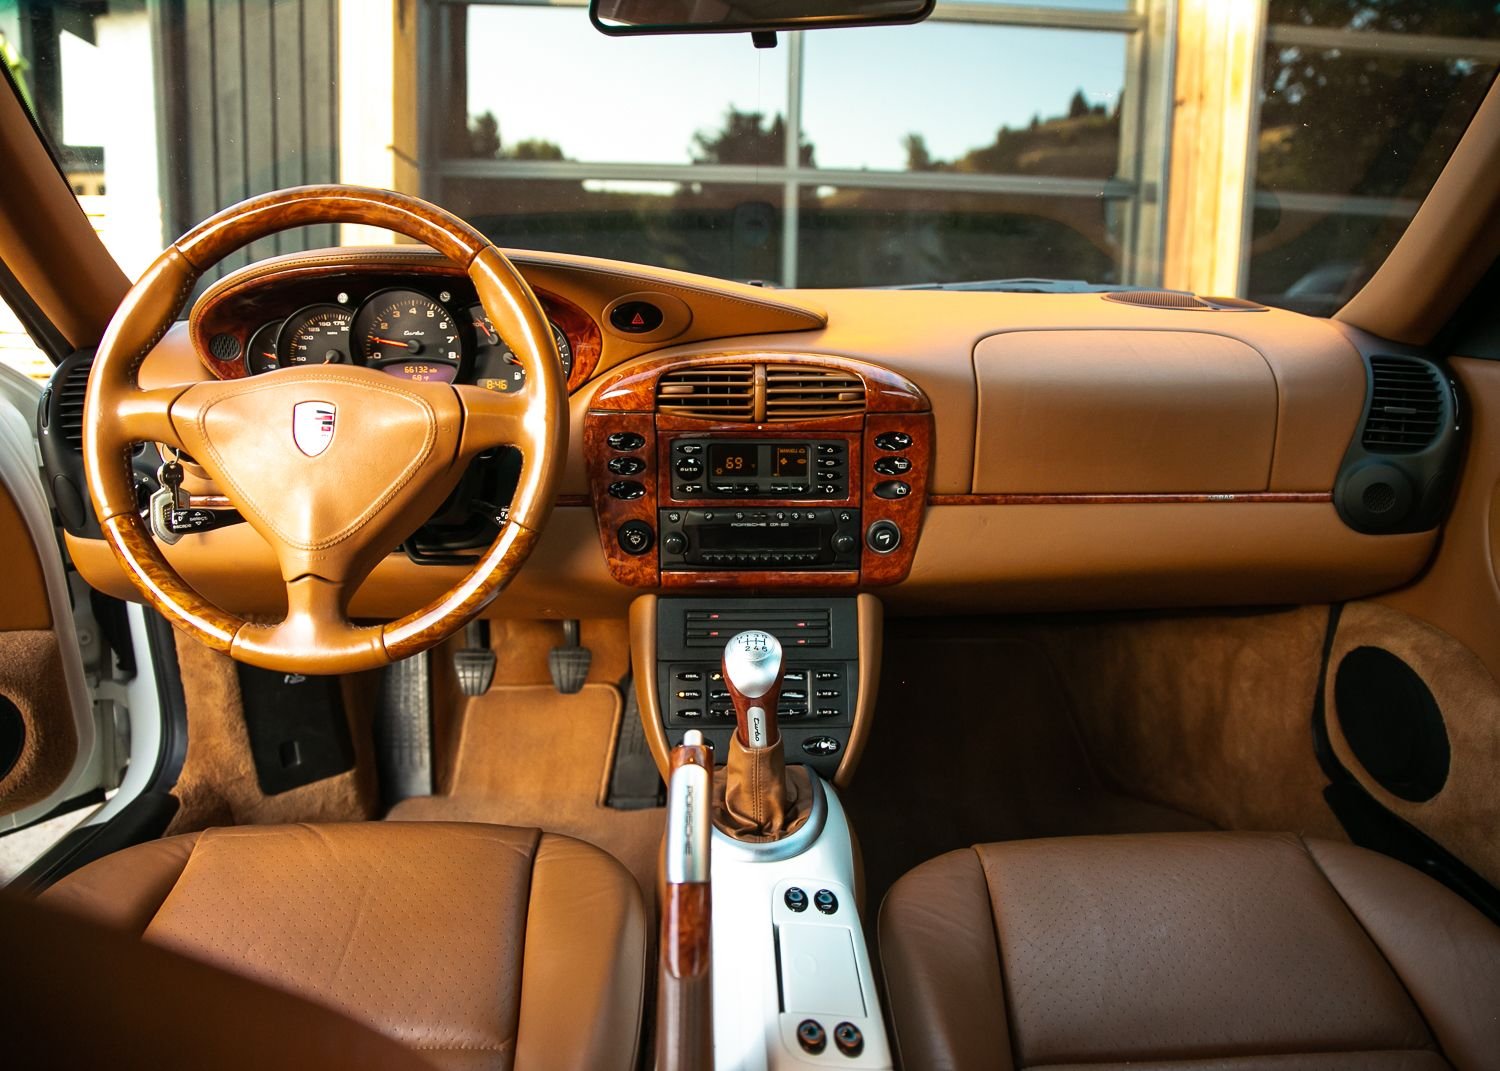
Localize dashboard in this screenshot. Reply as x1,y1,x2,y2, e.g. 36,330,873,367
49,244,1451,625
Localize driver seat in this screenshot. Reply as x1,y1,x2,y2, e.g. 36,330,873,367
38,821,648,1070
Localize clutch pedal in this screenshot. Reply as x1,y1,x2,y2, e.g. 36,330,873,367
549,619,592,694
452,620,496,697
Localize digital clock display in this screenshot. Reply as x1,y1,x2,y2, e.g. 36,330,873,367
710,445,758,477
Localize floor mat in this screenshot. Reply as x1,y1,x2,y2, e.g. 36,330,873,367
387,681,664,906
842,626,1212,913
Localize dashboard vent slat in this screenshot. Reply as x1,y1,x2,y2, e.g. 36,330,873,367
57,360,93,450
657,364,755,421
764,366,864,421
1362,356,1445,454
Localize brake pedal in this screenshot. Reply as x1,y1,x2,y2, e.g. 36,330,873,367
452,620,496,697
549,620,592,694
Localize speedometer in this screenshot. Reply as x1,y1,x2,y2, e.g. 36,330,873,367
277,304,353,367
352,289,463,383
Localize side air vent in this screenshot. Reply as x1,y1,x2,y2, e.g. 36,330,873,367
656,361,867,422
657,364,756,421
1363,356,1445,453
764,366,864,421
55,359,93,450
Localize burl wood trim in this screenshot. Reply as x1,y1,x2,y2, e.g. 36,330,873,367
662,881,712,980
592,351,928,414
859,411,933,586
927,491,1333,505
583,413,660,588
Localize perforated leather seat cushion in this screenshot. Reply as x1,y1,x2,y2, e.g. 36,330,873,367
879,832,1500,1071
43,822,648,1071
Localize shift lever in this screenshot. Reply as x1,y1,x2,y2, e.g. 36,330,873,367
722,630,784,750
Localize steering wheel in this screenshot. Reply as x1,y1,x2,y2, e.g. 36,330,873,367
81,185,567,674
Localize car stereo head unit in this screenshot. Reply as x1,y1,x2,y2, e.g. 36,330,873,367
659,507,861,569
669,438,848,499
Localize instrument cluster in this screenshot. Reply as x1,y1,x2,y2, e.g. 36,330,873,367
240,286,573,391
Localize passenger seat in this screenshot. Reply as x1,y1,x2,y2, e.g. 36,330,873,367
879,832,1500,1070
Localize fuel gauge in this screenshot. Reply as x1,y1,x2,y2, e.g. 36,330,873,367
244,321,282,375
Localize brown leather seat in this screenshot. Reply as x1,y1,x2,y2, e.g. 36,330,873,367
879,832,1500,1071
39,821,648,1070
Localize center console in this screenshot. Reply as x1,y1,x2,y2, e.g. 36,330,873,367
583,352,932,589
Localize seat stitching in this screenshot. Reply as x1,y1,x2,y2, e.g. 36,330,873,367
972,844,1022,1069
1294,836,1443,1054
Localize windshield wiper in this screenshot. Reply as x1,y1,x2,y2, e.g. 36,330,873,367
883,278,1135,293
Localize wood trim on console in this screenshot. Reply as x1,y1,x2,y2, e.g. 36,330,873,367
587,352,931,591
928,491,1333,506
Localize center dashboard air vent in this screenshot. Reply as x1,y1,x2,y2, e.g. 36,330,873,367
1362,356,1445,453
656,361,866,422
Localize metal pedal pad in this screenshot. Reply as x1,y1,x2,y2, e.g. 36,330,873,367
452,620,495,697
549,619,592,695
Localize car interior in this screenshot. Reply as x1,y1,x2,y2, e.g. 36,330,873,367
1,0,1499,1068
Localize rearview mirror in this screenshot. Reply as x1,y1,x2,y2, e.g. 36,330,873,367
590,0,934,37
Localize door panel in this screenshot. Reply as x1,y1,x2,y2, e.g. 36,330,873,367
0,373,93,825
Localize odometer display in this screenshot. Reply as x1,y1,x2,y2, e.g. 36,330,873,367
353,290,462,381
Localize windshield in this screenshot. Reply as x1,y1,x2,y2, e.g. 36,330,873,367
1,0,1496,326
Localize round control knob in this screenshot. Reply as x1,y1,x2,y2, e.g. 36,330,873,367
797,1020,828,1055
833,1022,864,1057
674,457,703,479
616,521,653,556
866,519,901,554
663,532,688,555
831,532,856,553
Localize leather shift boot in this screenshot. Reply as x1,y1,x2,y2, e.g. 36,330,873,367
712,736,813,843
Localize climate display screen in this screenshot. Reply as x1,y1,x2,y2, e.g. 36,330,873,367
710,444,758,477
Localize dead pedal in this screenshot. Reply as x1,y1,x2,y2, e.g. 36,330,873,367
453,620,496,698
549,620,592,695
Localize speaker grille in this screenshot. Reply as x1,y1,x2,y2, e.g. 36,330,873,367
1334,646,1449,802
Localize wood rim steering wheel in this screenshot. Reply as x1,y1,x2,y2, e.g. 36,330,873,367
81,185,567,674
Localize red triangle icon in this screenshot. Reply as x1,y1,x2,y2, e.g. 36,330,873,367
631,312,646,326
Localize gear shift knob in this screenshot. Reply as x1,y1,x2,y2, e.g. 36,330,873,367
722,630,784,750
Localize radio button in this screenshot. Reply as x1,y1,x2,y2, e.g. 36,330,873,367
608,456,646,476
617,521,654,555
676,670,702,681
816,443,839,456
817,457,840,469
662,532,687,555
802,736,841,756
608,481,645,500
874,456,911,476
818,484,840,496
606,431,645,451
867,520,902,553
875,480,912,500
816,707,841,719
679,484,702,495
874,431,913,451
832,533,856,553
679,708,702,719
676,443,703,455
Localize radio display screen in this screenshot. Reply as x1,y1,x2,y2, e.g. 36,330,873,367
698,524,822,551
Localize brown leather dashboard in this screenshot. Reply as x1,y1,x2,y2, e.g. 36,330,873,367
65,247,1438,619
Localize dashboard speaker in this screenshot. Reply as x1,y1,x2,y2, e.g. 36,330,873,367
1337,461,1413,530
1334,646,1449,802
0,695,24,783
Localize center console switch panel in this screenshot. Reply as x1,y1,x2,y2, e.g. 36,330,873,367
657,598,858,780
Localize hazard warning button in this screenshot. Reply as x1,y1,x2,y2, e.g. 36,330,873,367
609,300,665,334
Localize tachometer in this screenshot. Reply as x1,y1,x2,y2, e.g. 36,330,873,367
277,304,354,367
469,304,572,393
353,289,463,383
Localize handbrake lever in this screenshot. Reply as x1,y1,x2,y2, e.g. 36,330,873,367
656,730,714,1071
